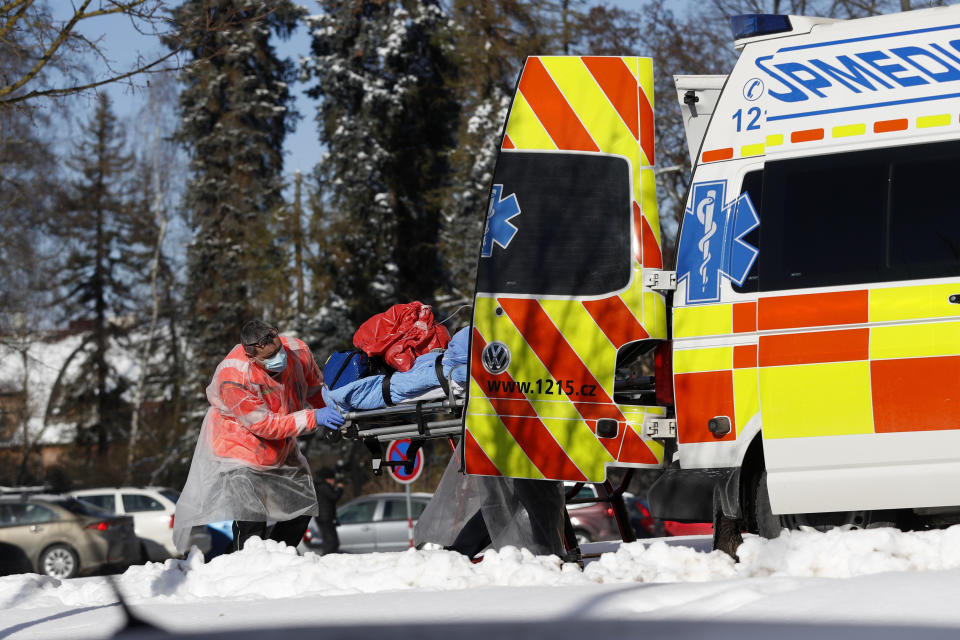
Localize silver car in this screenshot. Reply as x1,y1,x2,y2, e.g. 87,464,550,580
300,492,432,554
0,494,140,579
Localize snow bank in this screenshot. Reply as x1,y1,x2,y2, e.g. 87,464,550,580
6,526,960,612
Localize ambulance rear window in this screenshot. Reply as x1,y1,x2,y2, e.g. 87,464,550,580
759,139,960,291
476,151,632,296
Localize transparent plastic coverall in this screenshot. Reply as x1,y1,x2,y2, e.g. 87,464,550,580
173,336,323,553
414,442,566,556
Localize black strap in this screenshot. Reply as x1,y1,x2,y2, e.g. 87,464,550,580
434,354,450,397
381,371,395,407
331,349,362,388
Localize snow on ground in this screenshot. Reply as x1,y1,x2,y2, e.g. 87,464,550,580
7,526,960,638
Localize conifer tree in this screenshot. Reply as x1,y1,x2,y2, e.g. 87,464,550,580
166,0,304,384
438,0,556,309
304,0,459,325
52,93,149,458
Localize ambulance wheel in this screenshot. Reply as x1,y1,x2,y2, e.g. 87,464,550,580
752,471,784,539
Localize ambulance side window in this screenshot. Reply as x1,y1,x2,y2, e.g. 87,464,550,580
889,154,960,278
731,170,762,294
757,139,960,291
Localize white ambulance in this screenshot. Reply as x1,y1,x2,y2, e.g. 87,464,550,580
654,5,960,539
462,4,960,547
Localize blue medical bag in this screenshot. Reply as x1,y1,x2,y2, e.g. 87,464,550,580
323,350,369,390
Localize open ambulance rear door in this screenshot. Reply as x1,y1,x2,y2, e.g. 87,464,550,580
463,56,670,482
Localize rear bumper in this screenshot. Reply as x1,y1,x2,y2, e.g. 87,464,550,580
648,466,737,522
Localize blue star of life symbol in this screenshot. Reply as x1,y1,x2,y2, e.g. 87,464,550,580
481,184,521,258
676,180,760,304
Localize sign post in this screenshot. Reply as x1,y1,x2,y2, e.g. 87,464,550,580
384,439,423,548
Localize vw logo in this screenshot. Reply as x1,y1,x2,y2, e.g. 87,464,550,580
481,341,511,375
743,78,764,101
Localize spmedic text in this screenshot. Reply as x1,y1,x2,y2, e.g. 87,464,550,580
755,27,960,104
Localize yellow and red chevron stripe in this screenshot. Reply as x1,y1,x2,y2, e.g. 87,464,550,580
503,55,660,269
465,56,667,482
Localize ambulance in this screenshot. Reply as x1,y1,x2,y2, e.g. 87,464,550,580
464,4,960,541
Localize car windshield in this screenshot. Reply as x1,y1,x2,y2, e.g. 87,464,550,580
51,498,113,518
158,489,180,503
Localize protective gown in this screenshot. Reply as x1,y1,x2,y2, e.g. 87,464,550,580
414,442,567,556
173,336,324,552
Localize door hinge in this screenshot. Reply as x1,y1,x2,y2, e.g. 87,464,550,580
642,418,677,439
643,270,677,291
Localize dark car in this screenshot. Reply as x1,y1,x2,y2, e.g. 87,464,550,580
565,483,622,544
0,493,140,579
625,495,660,538
299,492,433,554
625,495,714,538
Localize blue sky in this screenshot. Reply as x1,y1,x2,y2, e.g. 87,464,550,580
66,1,690,188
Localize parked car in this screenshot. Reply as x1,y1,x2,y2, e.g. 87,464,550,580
299,492,432,554
624,495,660,538
0,493,140,579
69,486,211,561
625,495,714,538
565,483,623,544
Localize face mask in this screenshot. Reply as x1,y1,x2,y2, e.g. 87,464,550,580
262,347,287,372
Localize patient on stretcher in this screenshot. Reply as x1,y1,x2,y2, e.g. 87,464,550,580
325,327,469,412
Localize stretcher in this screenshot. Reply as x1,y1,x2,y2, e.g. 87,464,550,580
304,364,466,476
341,376,465,476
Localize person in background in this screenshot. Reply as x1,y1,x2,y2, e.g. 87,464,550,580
172,320,345,553
313,466,344,555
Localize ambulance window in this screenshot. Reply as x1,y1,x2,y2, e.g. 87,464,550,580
476,151,632,296
889,150,960,279
759,139,960,290
731,170,762,294
759,153,886,291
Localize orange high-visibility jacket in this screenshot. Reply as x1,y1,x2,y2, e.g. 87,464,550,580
207,336,324,467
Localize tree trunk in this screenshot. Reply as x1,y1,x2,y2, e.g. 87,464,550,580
15,348,31,484
126,126,168,482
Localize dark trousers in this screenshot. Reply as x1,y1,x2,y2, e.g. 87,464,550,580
446,510,491,557
447,499,577,558
316,519,340,555
232,515,311,552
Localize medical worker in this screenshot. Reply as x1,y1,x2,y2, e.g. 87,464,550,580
172,320,345,553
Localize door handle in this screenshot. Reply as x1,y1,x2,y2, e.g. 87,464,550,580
30,525,41,533
950,295,960,304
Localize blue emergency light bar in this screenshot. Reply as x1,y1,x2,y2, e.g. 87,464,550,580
730,14,792,40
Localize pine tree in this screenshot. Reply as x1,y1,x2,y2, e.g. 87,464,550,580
166,0,304,386
304,0,460,326
51,93,150,458
438,0,557,310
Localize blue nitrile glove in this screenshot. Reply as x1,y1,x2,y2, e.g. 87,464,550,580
315,406,344,430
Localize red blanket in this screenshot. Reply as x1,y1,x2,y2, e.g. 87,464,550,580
353,302,451,372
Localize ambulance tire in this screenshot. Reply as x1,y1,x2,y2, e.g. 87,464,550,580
752,470,784,539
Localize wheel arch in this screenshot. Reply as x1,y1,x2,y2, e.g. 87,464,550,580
715,430,765,526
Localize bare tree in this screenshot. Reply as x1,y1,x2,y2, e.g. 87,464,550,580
0,1,178,107
0,0,289,109
125,71,183,483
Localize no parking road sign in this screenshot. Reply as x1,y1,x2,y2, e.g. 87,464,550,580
384,438,423,484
